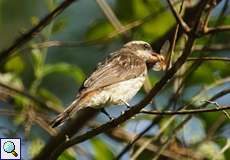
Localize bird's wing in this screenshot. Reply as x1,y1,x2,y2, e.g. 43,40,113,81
80,50,147,93
51,50,147,128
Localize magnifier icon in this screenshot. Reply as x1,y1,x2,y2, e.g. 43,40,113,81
3,141,18,157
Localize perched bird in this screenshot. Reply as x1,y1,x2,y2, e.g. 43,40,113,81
51,41,166,128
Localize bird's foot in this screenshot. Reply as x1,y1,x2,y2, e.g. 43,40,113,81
101,108,114,120
65,134,70,141
119,99,131,109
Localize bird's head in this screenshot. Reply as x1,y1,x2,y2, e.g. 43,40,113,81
124,41,166,71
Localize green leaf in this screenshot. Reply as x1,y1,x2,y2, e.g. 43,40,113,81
4,56,25,74
133,11,175,42
116,0,162,20
13,108,26,125
196,141,225,160
132,0,162,19
0,73,23,88
31,16,39,26
28,138,45,158
58,150,76,160
43,63,85,84
31,48,44,78
38,88,63,106
189,63,214,84
52,18,68,34
91,138,114,160
85,21,114,41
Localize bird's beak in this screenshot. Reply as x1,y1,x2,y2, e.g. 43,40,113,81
161,62,166,71
150,51,159,62
150,52,166,71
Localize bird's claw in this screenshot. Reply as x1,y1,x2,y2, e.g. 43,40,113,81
101,108,114,120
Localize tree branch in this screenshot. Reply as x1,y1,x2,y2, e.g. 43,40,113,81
187,57,230,62
192,44,230,52
103,126,199,160
166,0,191,33
44,33,196,160
204,25,230,35
0,82,58,112
141,104,230,115
0,0,77,65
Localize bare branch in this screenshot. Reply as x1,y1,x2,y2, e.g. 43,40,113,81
166,0,185,69
205,100,230,120
131,116,176,160
45,35,196,160
0,82,56,112
104,126,198,160
141,104,230,115
187,57,230,62
166,0,191,33
0,109,16,116
192,44,230,52
116,116,161,159
204,25,230,35
0,0,77,65
152,116,192,160
95,0,124,33
141,88,230,115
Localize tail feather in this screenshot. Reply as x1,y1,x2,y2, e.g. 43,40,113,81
50,99,79,128
50,112,69,128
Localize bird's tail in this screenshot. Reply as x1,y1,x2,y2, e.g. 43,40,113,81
50,99,80,128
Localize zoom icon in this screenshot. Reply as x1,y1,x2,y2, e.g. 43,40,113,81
1,138,21,160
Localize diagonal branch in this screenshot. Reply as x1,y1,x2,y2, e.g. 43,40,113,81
95,0,124,32
104,126,198,160
141,104,230,115
0,0,77,65
166,0,191,33
187,57,230,62
45,33,196,160
152,115,192,160
0,82,61,113
204,25,230,35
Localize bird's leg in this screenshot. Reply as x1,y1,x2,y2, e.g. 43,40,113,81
120,99,131,109
101,108,113,120
65,134,70,141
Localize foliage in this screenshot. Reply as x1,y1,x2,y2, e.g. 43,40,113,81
0,0,229,160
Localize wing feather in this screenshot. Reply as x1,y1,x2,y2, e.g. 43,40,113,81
80,49,147,93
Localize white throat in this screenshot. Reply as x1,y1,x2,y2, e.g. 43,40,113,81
136,50,152,61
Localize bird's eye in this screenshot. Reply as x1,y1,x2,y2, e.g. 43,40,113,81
144,44,149,49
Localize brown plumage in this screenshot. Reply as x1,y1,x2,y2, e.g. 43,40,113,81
51,41,166,128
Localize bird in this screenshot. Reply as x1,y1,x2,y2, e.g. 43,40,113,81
51,41,166,128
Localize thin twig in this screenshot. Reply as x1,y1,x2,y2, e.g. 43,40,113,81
130,88,230,159
33,1,216,159
0,82,60,113
0,109,16,116
141,104,230,115
116,116,163,160
204,25,230,35
192,44,230,52
152,116,192,160
131,116,176,160
0,0,77,65
38,33,196,160
187,57,230,62
166,0,185,69
95,0,125,33
205,100,230,120
166,0,191,33
103,125,198,160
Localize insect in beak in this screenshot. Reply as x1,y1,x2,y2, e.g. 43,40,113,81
151,53,166,71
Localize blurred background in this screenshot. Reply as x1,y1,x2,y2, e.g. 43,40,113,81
0,0,230,159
